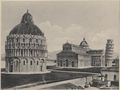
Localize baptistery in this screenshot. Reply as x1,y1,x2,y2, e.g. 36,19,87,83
5,10,47,72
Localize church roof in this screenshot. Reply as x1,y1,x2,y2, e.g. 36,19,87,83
9,10,44,36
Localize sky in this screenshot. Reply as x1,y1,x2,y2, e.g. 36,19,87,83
1,1,120,55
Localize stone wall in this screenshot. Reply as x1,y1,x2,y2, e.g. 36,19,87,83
1,70,95,89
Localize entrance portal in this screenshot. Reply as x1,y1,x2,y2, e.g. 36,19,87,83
9,64,13,72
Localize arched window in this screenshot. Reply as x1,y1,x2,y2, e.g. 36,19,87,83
37,61,39,65
105,74,108,80
60,60,62,67
9,44,11,49
30,61,32,65
16,38,19,42
23,43,25,47
66,59,68,67
41,59,44,63
114,75,116,81
23,38,25,42
16,60,19,66
10,64,13,72
36,39,38,43
72,61,74,67
31,50,32,55
29,38,32,42
23,61,25,65
105,64,107,66
21,49,23,56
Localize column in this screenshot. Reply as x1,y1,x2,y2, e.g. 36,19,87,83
13,61,15,72
29,49,30,57
23,49,24,57
25,49,27,56
16,49,17,56
19,49,21,56
7,61,9,72
26,49,27,56
18,60,20,72
24,49,26,56
34,49,35,57
19,49,20,56
14,50,16,57
35,50,36,57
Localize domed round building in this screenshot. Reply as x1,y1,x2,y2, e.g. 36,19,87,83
5,10,47,72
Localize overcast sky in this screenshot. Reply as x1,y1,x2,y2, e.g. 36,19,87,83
1,1,120,55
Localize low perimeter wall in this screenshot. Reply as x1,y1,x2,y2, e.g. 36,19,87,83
1,70,96,89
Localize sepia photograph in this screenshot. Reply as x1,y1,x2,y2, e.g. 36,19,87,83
1,0,119,90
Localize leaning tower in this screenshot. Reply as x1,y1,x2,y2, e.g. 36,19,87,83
105,39,114,67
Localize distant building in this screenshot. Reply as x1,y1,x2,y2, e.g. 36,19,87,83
46,59,56,66
5,10,47,72
101,66,119,82
57,38,105,68
101,56,119,83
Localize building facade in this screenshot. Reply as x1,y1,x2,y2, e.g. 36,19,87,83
57,38,105,68
5,10,47,72
87,50,105,67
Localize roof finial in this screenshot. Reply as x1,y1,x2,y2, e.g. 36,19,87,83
83,37,85,41
67,40,69,43
27,9,29,13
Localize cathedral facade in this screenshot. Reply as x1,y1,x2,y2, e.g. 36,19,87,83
57,38,105,68
5,11,47,72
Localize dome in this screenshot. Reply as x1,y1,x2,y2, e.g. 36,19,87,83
9,10,44,36
64,41,70,45
80,38,89,48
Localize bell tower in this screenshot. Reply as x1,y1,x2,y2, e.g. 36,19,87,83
105,39,114,67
